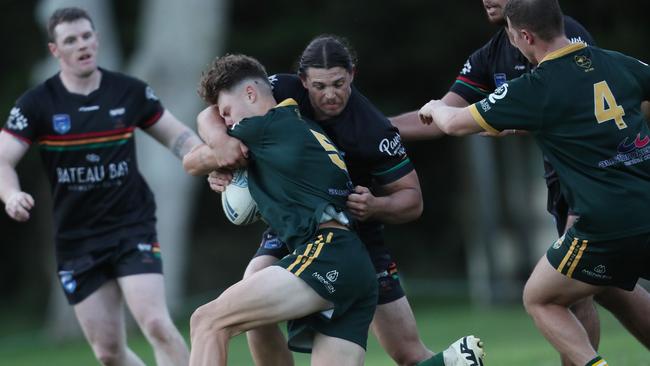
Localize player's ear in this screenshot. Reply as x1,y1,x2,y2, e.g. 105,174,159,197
245,84,257,103
48,42,59,58
349,66,356,83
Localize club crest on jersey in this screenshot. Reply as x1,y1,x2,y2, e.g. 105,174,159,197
52,114,71,134
574,55,592,70
494,73,507,87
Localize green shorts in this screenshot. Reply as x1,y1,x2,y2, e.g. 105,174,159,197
274,228,377,353
546,227,650,290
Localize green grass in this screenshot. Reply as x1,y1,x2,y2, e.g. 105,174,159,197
0,300,647,365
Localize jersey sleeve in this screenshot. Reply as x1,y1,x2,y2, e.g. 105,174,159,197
368,124,414,185
228,115,266,148
469,75,544,133
135,82,165,129
449,43,495,104
2,92,40,144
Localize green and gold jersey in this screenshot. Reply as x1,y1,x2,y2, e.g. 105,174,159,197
470,43,650,240
229,99,353,250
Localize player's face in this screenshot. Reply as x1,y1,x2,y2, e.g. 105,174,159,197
482,0,508,25
301,67,353,121
217,88,255,127
49,19,98,78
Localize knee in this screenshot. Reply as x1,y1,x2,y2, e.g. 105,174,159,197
91,340,123,366
141,315,175,344
522,280,540,316
190,304,228,341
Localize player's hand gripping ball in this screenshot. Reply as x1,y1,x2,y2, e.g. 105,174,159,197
221,169,261,225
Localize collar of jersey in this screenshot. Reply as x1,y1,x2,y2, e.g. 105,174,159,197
273,98,298,108
539,42,587,65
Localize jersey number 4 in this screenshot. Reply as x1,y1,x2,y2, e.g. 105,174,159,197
310,129,348,171
594,81,627,129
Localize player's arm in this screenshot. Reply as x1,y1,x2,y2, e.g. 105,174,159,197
389,92,470,141
143,109,202,159
419,99,485,136
0,131,34,221
347,170,423,224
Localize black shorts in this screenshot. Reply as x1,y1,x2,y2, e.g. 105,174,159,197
546,228,650,290
56,231,163,305
255,228,404,305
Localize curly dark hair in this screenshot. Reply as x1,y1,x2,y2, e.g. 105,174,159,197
198,54,270,105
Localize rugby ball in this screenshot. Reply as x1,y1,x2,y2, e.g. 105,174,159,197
221,169,261,225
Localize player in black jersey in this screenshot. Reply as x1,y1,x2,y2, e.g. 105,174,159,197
0,7,197,366
390,1,650,365
418,0,650,363
187,37,484,366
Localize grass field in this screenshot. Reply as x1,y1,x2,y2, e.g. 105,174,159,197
0,299,647,365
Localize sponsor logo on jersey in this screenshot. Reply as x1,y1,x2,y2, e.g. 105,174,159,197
109,107,125,117
85,154,101,163
52,114,71,134
493,73,507,87
78,105,100,112
262,236,283,249
599,133,650,168
268,74,278,89
145,86,159,101
460,59,472,75
487,83,509,104
569,36,586,45
514,65,526,71
378,133,406,157
581,265,612,281
6,107,28,131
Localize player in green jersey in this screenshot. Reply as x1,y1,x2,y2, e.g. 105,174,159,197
417,0,650,365
184,54,378,366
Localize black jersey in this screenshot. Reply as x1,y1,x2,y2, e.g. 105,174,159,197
450,15,595,103
269,74,414,245
2,68,163,255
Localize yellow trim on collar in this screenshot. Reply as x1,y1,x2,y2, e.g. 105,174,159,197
539,43,586,65
274,98,298,108
469,105,500,135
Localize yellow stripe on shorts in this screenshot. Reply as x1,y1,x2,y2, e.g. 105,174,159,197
294,242,325,276
287,243,313,272
594,360,608,366
566,240,588,278
557,238,578,274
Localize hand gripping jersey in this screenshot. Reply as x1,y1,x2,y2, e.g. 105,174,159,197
269,74,414,245
3,68,163,255
228,99,354,250
470,43,650,241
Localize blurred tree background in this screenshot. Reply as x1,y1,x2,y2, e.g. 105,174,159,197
1,0,649,339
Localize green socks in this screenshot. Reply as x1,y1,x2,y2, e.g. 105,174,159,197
415,352,445,366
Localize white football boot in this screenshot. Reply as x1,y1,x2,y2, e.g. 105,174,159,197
443,335,485,366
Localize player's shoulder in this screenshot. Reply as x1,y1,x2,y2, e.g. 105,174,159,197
563,15,595,45
101,68,148,89
269,73,301,90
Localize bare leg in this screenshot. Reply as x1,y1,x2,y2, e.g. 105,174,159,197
73,281,146,366
189,266,365,366
119,274,190,366
523,256,604,365
560,214,601,366
595,284,650,349
243,255,294,366
371,296,433,365
311,332,365,366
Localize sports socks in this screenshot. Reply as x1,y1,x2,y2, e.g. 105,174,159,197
415,352,445,366
585,355,608,366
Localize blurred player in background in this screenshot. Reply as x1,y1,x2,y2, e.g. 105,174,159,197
0,7,198,366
